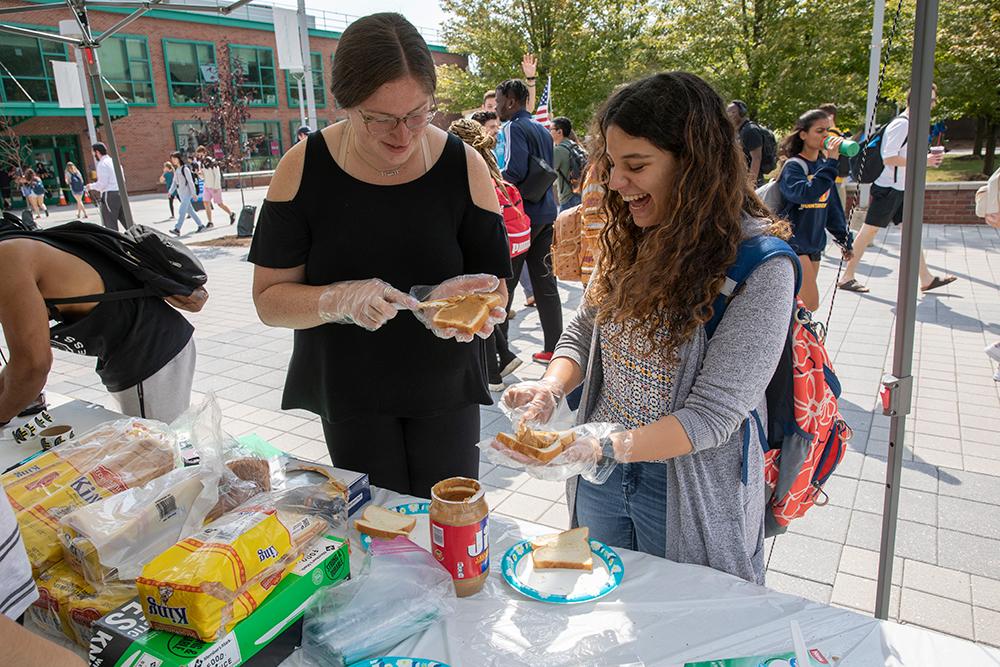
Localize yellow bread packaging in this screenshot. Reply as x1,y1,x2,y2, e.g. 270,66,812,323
137,505,327,641
18,435,178,575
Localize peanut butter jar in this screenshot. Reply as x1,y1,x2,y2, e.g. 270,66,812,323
429,477,489,597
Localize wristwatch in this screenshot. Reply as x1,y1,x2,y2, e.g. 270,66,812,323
598,436,616,465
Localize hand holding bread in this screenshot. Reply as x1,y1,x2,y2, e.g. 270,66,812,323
409,274,506,342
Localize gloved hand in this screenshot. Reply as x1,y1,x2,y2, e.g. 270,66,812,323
481,421,631,484
500,377,566,427
410,274,505,343
317,279,418,331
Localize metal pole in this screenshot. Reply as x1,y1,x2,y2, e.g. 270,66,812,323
860,0,887,208
297,0,317,130
296,76,306,128
75,47,98,146
82,45,135,228
875,0,938,620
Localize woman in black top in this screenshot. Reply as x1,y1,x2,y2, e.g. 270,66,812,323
248,13,512,498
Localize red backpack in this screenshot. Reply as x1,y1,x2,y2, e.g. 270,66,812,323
496,182,531,258
706,235,852,537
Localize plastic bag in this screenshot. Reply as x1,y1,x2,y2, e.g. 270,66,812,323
480,421,626,485
301,537,456,667
7,419,180,575
136,479,346,642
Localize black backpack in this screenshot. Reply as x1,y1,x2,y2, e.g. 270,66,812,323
566,141,589,192
0,221,207,302
850,116,906,184
750,122,779,175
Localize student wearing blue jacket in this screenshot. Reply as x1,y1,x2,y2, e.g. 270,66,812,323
778,108,853,310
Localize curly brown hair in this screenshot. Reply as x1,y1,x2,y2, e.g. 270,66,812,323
588,72,788,355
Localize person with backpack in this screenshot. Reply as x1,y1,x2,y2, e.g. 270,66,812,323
450,117,528,390
496,72,797,584
168,151,206,236
727,100,776,187
838,84,955,293
776,109,853,311
64,162,88,220
550,116,586,212
0,219,206,424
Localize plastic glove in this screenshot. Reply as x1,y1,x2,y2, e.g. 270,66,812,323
317,279,418,331
480,421,630,484
410,274,505,343
500,377,566,427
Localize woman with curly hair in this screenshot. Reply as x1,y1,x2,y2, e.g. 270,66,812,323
499,72,797,584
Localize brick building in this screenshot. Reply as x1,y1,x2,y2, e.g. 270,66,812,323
0,0,466,200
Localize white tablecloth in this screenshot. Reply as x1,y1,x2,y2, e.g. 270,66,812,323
11,404,999,665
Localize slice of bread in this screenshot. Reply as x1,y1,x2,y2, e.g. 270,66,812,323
496,425,576,464
354,505,416,539
530,527,593,571
432,293,505,336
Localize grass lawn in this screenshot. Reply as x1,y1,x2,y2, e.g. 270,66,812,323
926,153,996,182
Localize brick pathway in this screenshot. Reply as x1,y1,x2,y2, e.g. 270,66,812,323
19,189,1000,647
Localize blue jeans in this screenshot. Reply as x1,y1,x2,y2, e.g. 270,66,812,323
174,197,204,233
575,462,667,556
518,263,533,299
559,192,582,212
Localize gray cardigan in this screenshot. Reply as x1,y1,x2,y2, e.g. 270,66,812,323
554,220,795,584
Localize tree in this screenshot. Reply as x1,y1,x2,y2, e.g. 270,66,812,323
193,41,256,172
0,113,32,172
437,0,655,131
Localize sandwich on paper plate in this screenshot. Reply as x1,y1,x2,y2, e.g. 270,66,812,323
496,423,578,463
530,527,593,571
355,504,416,539
416,292,505,336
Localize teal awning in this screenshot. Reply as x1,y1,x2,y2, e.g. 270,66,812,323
0,101,129,125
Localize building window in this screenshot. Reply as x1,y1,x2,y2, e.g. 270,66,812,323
0,33,68,103
173,120,207,155
100,35,155,105
163,39,215,106
230,45,277,107
242,121,282,170
286,51,325,108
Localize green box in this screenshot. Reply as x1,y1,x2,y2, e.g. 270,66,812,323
89,535,349,667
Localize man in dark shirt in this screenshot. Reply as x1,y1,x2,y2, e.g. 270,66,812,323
495,79,563,364
727,100,764,186
0,235,205,425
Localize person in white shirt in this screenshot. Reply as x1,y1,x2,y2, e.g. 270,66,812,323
0,491,86,667
838,84,957,293
167,151,205,236
87,142,129,231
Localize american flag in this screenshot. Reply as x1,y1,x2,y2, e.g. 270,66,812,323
532,76,551,127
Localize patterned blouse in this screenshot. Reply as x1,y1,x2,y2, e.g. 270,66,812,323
589,318,676,430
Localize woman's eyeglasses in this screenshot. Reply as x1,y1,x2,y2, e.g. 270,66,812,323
357,106,437,136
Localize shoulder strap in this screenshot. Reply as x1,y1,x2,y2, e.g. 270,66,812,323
704,235,802,339
45,288,154,306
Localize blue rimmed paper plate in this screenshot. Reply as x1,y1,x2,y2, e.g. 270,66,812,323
348,658,449,667
359,502,430,552
501,538,624,604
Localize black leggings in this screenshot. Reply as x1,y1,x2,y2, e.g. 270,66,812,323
321,403,481,498
511,223,563,351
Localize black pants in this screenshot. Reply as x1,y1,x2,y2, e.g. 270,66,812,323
100,191,129,230
321,403,481,498
168,192,180,217
509,223,563,351
485,318,515,381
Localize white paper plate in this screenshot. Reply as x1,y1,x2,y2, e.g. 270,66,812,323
501,538,624,604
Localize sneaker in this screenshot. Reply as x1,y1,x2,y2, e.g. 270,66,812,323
195,226,205,232
499,356,523,377
985,341,1000,363
230,211,236,225
525,296,536,307
532,351,553,365
206,222,214,228
170,228,181,236
488,378,505,392
507,308,517,320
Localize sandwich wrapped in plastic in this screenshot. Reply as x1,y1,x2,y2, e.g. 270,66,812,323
300,537,455,667
136,480,347,642
13,425,180,575
57,396,270,586
2,418,175,511
26,559,135,648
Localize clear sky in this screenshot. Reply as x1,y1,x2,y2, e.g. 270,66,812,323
307,0,452,34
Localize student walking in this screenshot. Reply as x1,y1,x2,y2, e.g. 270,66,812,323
838,85,956,293
776,109,853,311
88,142,128,230
20,169,46,217
64,162,88,219
167,151,205,236
550,116,584,212
159,161,179,218
200,156,236,227
499,72,797,585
